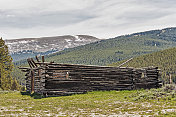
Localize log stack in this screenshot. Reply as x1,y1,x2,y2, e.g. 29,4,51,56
19,56,162,96
133,67,162,89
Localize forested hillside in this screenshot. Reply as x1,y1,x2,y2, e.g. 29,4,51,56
0,38,19,90
110,47,176,83
38,27,176,65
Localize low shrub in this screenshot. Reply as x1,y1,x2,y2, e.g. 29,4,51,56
129,84,176,101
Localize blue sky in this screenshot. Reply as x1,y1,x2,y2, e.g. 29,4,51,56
0,0,176,39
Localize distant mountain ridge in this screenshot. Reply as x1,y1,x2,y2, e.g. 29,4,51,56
5,35,102,61
123,27,176,42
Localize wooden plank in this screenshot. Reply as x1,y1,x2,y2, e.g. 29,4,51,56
38,69,41,77
31,58,38,67
68,72,132,75
42,56,45,63
36,62,51,65
18,67,31,70
47,63,134,70
29,58,36,68
36,56,41,62
117,58,133,67
46,66,134,71
31,70,35,93
27,59,33,68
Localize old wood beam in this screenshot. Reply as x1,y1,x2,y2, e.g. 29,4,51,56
31,69,35,93
35,56,41,62
29,58,36,68
31,58,38,67
42,56,45,63
117,58,133,67
27,58,33,68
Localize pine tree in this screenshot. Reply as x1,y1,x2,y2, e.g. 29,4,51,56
0,37,14,90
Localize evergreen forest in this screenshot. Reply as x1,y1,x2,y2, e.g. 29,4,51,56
111,47,176,83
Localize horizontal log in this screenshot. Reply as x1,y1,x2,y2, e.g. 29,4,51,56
18,67,31,70
46,79,85,82
46,75,66,78
46,75,132,79
45,67,134,72
47,63,115,68
48,64,134,69
146,70,159,73
134,81,161,85
68,76,132,80
68,72,132,76
48,72,67,75
119,80,133,84
46,65,133,69
46,80,86,84
146,72,159,75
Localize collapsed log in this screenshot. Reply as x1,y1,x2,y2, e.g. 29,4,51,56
19,56,162,96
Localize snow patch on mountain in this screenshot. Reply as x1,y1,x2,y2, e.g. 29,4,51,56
65,39,72,48
5,35,103,61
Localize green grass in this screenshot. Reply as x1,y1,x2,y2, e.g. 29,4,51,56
0,85,176,116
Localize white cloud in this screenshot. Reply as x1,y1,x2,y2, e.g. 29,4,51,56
0,0,176,39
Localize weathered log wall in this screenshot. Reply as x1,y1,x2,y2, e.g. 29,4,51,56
21,62,161,96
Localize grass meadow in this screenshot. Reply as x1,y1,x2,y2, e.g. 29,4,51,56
0,85,176,116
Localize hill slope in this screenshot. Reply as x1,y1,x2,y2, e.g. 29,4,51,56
14,27,176,84
110,47,176,83
40,27,176,66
